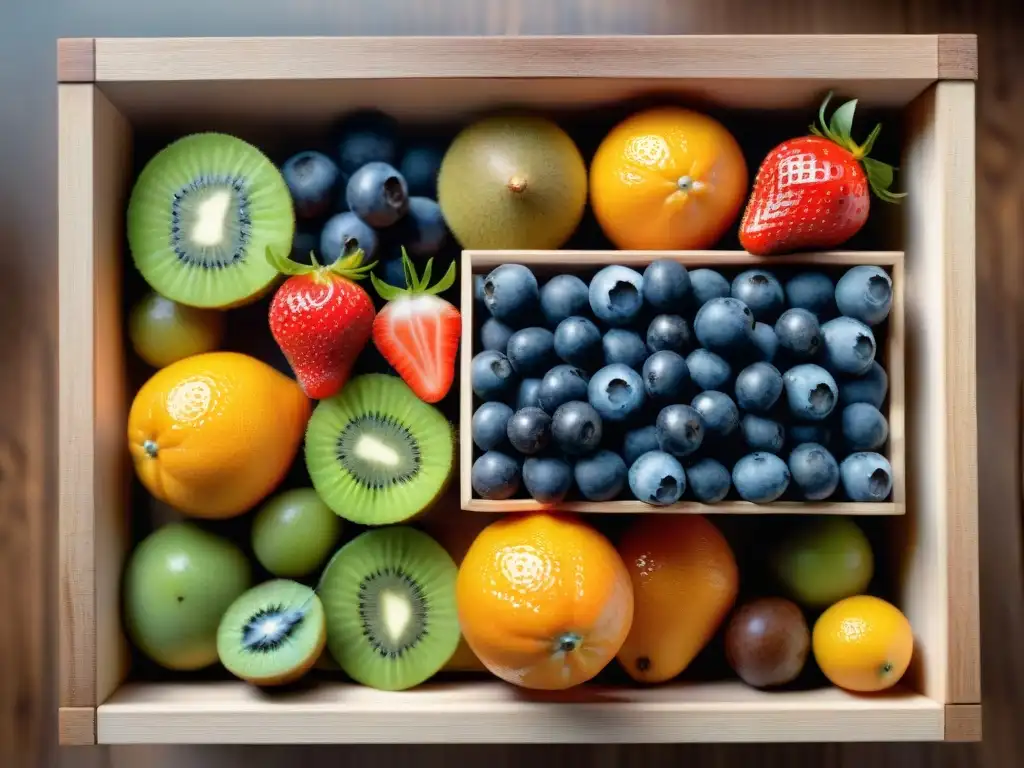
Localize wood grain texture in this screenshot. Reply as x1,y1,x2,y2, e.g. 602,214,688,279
57,38,95,83
58,707,96,747
944,704,982,742
937,35,979,80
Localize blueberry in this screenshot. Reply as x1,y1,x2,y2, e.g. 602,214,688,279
281,151,342,220
540,275,590,328
603,329,649,371
840,452,893,502
821,317,877,375
629,451,686,506
290,226,322,265
732,269,785,322
589,265,645,327
735,362,783,413
656,404,705,458
788,423,832,449
623,425,660,468
334,110,399,176
588,364,646,423
839,361,889,409
517,378,543,410
835,266,893,326
642,260,691,312
471,350,517,401
732,452,791,503
399,144,444,198
785,272,836,317
474,275,486,307
375,256,409,289
471,402,513,451
321,211,379,263
393,197,447,257
690,268,731,306
788,443,840,500
647,314,694,354
750,322,778,362
783,364,838,421
841,403,889,451
686,458,732,503
686,349,732,391
538,365,590,414
694,297,756,355
740,414,785,453
691,391,740,437
642,350,690,402
551,401,603,456
774,308,822,360
522,456,574,503
506,407,553,455
554,316,602,369
483,264,540,327
480,317,514,352
506,327,555,377
345,162,409,228
574,450,628,501
471,450,521,500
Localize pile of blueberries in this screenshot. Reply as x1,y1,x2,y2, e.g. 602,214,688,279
470,259,894,506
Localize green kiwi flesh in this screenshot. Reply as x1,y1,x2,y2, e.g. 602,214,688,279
216,579,325,686
127,132,295,309
318,527,459,691
305,373,454,525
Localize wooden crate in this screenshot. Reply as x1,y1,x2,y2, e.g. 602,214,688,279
58,35,980,746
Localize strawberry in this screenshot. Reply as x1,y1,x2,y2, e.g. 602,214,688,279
266,247,377,400
739,92,905,256
370,249,461,404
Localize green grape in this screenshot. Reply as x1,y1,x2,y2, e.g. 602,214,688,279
129,291,225,368
252,488,343,578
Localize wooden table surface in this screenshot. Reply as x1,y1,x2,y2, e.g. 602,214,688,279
0,0,1020,765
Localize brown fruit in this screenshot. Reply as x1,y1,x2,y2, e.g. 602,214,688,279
724,597,810,689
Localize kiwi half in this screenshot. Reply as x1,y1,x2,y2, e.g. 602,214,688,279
318,527,460,691
216,579,326,686
305,374,455,525
127,133,295,309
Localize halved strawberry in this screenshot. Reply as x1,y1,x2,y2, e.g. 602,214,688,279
370,249,461,404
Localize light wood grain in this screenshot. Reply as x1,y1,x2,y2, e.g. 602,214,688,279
887,257,907,510
937,34,979,80
58,707,96,746
459,250,475,509
57,38,95,83
944,703,982,742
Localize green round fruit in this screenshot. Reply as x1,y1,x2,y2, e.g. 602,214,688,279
251,489,343,578
129,291,225,368
123,522,252,671
769,517,874,608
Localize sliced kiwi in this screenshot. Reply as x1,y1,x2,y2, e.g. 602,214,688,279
305,374,455,525
319,526,460,691
127,132,295,309
216,579,325,686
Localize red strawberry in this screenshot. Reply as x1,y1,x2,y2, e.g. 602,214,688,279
370,249,461,404
266,247,377,400
739,92,905,256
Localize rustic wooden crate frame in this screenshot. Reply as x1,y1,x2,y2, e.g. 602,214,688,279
57,34,979,746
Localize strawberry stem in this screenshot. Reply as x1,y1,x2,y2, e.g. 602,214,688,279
266,246,377,282
370,246,456,302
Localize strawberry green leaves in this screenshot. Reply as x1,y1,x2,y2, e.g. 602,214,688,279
370,247,456,302
266,245,377,282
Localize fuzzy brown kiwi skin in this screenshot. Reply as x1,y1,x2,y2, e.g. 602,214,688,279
240,617,327,688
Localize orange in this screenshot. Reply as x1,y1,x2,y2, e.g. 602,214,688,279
589,107,748,250
616,514,738,683
127,351,310,519
812,595,914,693
456,512,634,690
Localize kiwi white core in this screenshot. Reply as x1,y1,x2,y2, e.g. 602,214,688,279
191,189,234,247
355,434,402,468
360,569,428,657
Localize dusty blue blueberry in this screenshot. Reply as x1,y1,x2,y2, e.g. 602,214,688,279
517,378,543,410
840,452,893,502
398,143,444,198
647,314,694,354
841,403,889,451
522,456,574,503
623,425,660,468
482,264,540,326
540,275,591,328
471,350,517,402
394,196,447,257
735,362,783,413
785,272,835,317
686,349,732,391
554,316,603,370
321,211,379,264
694,297,757,355
821,317,876,375
732,452,791,503
588,364,646,423
839,361,889,409
835,266,893,326
471,450,521,500
783,364,838,421
775,308,823,359
685,458,732,503
750,322,778,362
474,274,486,307
291,227,323,265
346,161,409,228
471,402,513,451
788,442,840,500
480,317,514,352
602,328,649,371
691,391,740,437
538,365,590,414
656,404,705,458
740,414,785,454
506,407,552,455
642,260,691,312
690,268,732,306
375,256,410,288
629,451,686,506
282,150,342,219
788,423,832,449
574,450,628,501
732,269,785,322
551,401,603,456
642,350,690,402
506,327,555,377
589,265,645,327
334,109,399,175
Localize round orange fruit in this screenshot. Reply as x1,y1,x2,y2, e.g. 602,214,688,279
589,107,749,250
127,351,310,519
456,512,634,690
